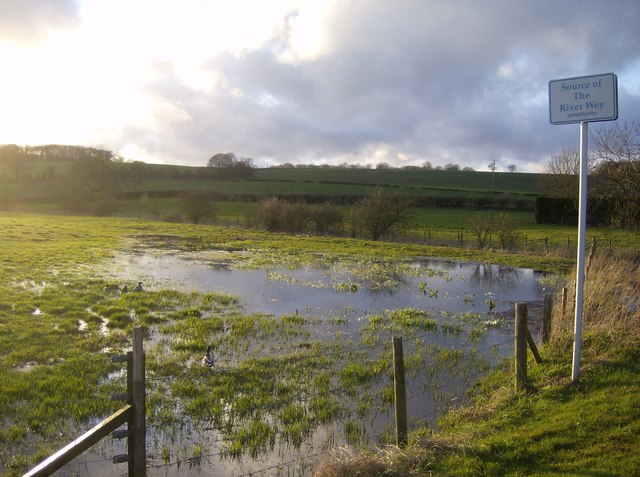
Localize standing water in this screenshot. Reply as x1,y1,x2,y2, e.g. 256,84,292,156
66,251,551,476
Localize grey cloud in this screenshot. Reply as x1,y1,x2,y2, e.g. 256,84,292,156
130,0,640,170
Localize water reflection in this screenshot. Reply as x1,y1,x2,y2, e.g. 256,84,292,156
111,253,547,320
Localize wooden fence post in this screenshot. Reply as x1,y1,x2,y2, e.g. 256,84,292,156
526,329,543,364
515,303,528,392
23,328,145,477
561,287,568,318
126,350,134,475
131,326,146,477
542,293,553,343
392,337,408,448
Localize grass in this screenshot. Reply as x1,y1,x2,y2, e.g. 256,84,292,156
0,212,637,475
313,253,640,476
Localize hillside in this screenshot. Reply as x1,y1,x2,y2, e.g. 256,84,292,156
0,158,544,207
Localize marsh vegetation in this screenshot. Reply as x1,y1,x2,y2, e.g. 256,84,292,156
0,213,554,476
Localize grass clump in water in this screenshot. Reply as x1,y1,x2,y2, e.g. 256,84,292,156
313,253,640,476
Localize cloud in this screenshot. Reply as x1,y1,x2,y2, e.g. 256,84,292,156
1,0,639,172
0,0,80,42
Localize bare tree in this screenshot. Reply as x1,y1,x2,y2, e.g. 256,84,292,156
539,147,594,198
468,213,494,248
181,191,216,224
356,187,408,240
591,118,640,226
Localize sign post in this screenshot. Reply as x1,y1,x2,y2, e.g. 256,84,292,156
549,73,618,382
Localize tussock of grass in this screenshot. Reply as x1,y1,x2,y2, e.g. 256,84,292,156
314,440,462,477
550,252,640,352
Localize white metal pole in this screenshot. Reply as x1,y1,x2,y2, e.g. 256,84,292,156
572,121,588,382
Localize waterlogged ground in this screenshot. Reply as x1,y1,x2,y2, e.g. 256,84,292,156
0,217,552,476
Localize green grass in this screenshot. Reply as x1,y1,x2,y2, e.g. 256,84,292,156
0,212,520,474
1,163,543,197
315,350,640,477
429,348,640,476
254,168,543,196
0,212,637,475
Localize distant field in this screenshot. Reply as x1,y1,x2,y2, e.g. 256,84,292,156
0,162,544,200
254,168,543,196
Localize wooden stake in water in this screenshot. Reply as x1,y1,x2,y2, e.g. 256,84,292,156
392,336,408,448
131,327,146,477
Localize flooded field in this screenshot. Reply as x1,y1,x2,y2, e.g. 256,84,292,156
109,250,546,322
52,250,551,476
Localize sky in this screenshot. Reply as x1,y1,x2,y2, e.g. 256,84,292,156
0,0,639,172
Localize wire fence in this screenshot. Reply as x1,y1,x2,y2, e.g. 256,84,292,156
216,215,616,259
9,320,517,476
137,334,514,476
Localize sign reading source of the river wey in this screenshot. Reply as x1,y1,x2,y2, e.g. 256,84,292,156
549,73,618,124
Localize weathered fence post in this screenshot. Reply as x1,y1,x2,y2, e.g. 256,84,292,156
131,326,146,477
392,336,408,448
125,350,134,474
526,328,543,364
515,303,528,392
542,293,553,343
544,237,549,254
561,287,568,318
23,327,146,476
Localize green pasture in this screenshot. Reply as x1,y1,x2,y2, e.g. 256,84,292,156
3,189,638,265
254,168,543,196
0,161,542,204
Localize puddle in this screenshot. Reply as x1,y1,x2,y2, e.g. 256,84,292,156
105,252,549,321
62,251,552,476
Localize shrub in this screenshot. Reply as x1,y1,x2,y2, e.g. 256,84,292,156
311,203,342,234
181,191,216,224
494,212,521,250
356,187,408,241
468,213,494,248
256,197,310,233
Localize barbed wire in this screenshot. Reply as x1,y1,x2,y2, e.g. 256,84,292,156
145,340,390,384
146,336,514,441
146,449,226,470
234,450,327,477
0,353,119,370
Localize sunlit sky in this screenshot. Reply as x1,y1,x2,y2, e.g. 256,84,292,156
1,0,639,171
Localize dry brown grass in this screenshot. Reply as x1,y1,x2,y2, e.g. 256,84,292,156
312,438,465,477
550,250,640,352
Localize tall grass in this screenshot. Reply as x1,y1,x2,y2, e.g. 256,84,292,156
551,251,640,353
